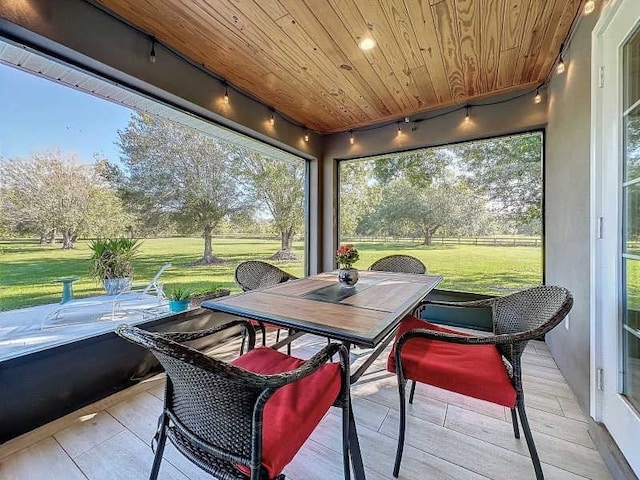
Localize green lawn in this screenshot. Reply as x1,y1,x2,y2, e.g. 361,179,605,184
0,237,542,311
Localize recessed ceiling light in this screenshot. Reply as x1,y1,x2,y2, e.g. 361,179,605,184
359,37,376,51
583,0,595,14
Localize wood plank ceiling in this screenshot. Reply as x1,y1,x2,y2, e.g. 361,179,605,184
96,0,583,134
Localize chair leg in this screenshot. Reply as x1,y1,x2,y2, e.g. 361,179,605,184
287,328,293,355
516,398,544,480
510,408,520,439
240,330,246,355
408,380,417,405
259,323,267,347
342,399,351,480
393,379,407,478
149,415,168,480
276,328,281,344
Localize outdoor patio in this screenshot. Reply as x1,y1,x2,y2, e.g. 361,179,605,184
0,332,610,480
1,0,639,478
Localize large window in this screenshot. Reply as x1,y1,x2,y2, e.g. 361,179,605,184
339,132,543,295
0,39,306,358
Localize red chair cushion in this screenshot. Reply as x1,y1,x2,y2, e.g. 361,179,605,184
231,347,342,478
387,316,517,408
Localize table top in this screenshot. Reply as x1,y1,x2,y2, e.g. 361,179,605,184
202,270,441,348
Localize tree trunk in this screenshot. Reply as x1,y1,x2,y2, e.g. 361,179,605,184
48,229,56,244
39,231,47,245
195,224,223,264
423,229,432,246
61,230,75,249
282,229,294,250
271,227,298,260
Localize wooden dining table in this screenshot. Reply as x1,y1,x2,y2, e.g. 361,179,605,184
202,269,441,480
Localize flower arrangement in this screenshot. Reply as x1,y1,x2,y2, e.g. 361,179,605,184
336,244,360,269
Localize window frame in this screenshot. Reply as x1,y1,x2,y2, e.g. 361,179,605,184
335,128,547,296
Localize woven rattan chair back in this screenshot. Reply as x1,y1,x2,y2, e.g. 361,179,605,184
490,285,573,362
368,255,427,274
235,260,298,292
116,325,278,477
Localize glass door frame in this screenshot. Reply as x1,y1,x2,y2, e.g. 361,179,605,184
592,0,640,474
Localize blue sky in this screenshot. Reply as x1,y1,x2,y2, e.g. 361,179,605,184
0,62,132,164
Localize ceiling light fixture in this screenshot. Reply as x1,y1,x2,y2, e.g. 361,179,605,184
534,89,542,104
269,110,275,126
349,130,354,145
359,37,376,51
397,122,402,136
149,39,157,63
223,84,229,104
584,0,595,15
464,106,470,123
304,130,309,142
556,44,566,75
359,24,376,51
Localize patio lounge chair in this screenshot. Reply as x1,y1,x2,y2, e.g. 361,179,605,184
116,321,352,480
387,285,573,479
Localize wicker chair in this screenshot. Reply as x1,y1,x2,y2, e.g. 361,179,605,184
116,321,352,480
234,261,298,351
368,255,427,274
387,285,573,479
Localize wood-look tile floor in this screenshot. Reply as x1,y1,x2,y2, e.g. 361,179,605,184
0,332,612,480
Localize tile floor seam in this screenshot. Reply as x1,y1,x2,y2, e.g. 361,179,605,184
442,422,608,478
51,436,90,480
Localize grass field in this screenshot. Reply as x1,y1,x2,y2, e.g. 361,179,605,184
0,237,542,311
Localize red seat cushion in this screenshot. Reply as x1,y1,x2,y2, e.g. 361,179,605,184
231,347,342,478
387,316,516,408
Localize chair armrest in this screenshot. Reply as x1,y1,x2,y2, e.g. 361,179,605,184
397,327,542,350
159,319,255,344
274,342,349,386
417,298,495,310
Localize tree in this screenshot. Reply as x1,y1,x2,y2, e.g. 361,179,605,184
234,151,304,260
339,160,378,237
452,133,543,229
371,149,448,189
115,113,248,264
373,179,488,245
0,151,99,249
83,188,135,238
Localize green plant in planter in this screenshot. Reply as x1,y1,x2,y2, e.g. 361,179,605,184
190,284,231,307
166,285,193,301
88,238,142,295
166,285,193,313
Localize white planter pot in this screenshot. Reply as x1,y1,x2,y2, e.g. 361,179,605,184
103,277,132,296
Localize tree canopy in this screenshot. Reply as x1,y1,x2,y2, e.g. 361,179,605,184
114,113,249,264
233,150,305,259
0,151,130,248
340,132,543,241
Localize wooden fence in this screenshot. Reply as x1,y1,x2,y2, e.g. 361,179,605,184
342,235,541,247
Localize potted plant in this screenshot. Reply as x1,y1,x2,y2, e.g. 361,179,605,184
88,238,142,295
336,243,360,287
166,286,193,313
189,284,231,308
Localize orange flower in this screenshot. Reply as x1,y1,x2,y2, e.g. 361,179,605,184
336,244,360,268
